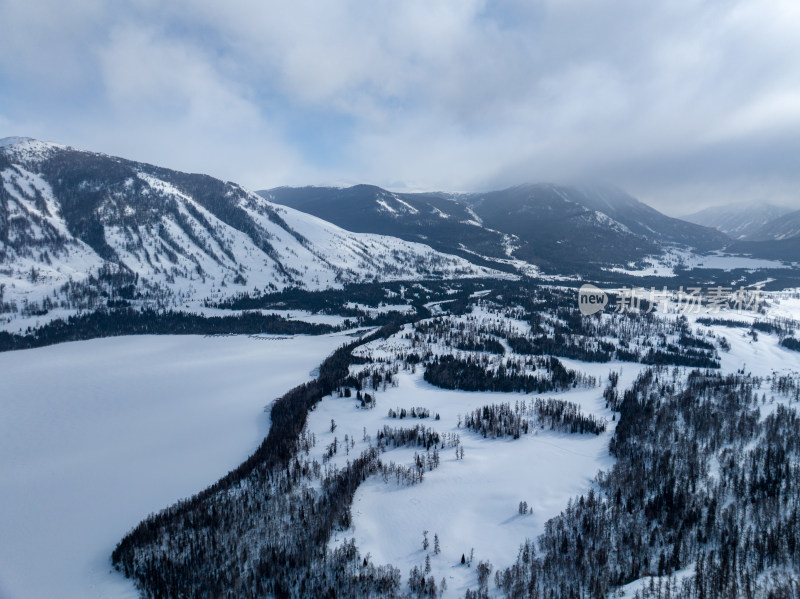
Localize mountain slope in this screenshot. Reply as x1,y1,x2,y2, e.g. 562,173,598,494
260,185,513,270
744,208,800,241
464,183,728,267
264,183,728,272
0,138,495,318
724,235,800,261
683,202,794,240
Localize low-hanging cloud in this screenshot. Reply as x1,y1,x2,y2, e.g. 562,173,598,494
1,0,798,213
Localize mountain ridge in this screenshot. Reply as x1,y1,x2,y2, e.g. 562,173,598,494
261,181,730,271
0,138,497,325
745,208,800,242
683,202,795,240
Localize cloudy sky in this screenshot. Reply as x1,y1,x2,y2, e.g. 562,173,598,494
1,0,799,214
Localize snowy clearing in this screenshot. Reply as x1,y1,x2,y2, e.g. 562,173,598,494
307,363,644,598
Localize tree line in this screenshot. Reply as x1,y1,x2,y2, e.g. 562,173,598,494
463,398,606,438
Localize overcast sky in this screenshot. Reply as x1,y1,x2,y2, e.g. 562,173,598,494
1,0,799,214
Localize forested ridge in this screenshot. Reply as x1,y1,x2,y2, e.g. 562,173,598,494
490,368,800,599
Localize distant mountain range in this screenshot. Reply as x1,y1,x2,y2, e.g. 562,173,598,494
745,209,800,242
683,202,799,241
725,207,800,260
681,201,800,261
260,183,729,273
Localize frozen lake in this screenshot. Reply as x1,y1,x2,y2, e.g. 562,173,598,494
0,333,348,599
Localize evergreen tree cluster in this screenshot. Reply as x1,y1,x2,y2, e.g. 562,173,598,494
505,313,720,368
781,337,800,353
697,316,797,338
341,362,399,394
0,308,333,352
407,289,726,369
375,424,459,452
387,406,437,420
493,368,800,599
463,398,606,439
423,354,594,394
506,334,615,363
414,318,506,355
771,373,800,399
407,565,441,598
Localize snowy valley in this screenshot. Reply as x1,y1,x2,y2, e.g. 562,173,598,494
105,285,800,598
2,139,800,599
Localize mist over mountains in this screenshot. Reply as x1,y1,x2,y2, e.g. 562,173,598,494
683,202,798,241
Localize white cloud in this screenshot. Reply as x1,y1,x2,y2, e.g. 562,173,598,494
98,26,261,127
0,0,107,92
1,0,799,210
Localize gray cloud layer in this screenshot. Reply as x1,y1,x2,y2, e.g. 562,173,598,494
2,0,799,213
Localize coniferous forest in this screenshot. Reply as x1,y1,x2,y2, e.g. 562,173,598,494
103,282,800,599
495,368,800,599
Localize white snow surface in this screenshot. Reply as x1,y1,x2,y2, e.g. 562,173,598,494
304,334,644,598
0,332,350,599
305,306,800,597
1,296,799,598
606,248,795,277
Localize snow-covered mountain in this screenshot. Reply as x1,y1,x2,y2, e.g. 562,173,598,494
0,138,494,317
745,208,800,241
683,201,794,240
458,183,728,268
258,185,512,270
684,202,800,262
263,183,729,273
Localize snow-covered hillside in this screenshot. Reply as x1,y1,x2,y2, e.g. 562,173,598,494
297,299,800,598
312,359,638,598
265,183,731,274
0,137,496,325
746,207,800,241
682,202,793,240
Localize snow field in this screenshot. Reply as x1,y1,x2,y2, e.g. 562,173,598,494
305,302,800,598
307,361,644,598
0,333,348,599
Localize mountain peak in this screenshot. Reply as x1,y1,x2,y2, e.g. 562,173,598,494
0,142,496,326
0,136,35,147
265,181,730,272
